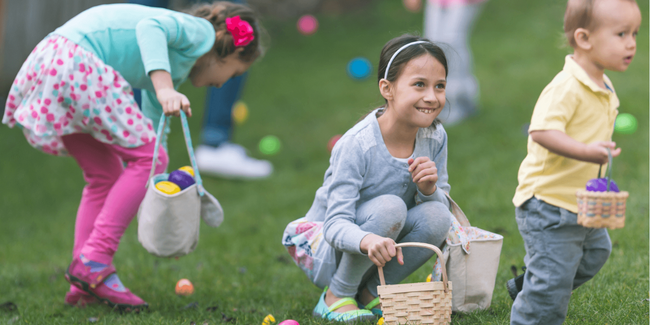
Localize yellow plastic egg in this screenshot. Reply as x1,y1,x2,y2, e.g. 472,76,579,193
426,274,432,282
262,314,275,325
155,181,181,195
377,317,385,325
232,101,249,125
178,165,195,177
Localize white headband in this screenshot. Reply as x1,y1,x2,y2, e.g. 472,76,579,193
383,41,428,80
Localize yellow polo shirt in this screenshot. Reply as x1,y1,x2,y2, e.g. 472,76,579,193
513,55,619,213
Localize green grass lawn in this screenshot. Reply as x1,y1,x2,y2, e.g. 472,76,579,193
1,0,648,324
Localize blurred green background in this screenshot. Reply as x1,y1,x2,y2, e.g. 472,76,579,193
0,0,648,324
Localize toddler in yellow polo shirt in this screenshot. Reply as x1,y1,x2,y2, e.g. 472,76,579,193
508,0,641,324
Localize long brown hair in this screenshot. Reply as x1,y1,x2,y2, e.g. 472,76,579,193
378,35,448,86
359,34,448,127
187,1,266,62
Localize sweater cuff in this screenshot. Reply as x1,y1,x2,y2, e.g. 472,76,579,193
345,229,372,255
417,187,450,209
144,60,171,76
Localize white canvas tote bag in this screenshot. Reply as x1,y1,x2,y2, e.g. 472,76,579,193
433,194,503,313
137,112,224,257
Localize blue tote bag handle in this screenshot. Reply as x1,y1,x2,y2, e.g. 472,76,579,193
147,111,205,196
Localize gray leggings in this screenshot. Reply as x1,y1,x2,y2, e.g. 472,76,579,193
319,194,452,298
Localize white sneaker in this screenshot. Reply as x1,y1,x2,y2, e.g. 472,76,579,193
195,143,273,179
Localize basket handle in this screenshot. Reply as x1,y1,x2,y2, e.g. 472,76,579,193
445,193,471,228
147,111,204,196
377,242,449,293
597,147,613,192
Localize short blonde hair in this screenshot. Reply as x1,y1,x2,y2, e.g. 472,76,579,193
564,0,637,47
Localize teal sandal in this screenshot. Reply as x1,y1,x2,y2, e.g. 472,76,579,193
313,287,377,323
358,297,382,316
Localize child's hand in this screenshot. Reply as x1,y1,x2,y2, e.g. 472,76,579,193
402,0,422,12
157,88,192,118
584,141,621,164
150,70,192,118
408,157,438,196
360,234,404,267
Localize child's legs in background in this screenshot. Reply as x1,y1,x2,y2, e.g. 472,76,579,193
199,0,247,147
425,3,482,82
62,134,168,265
424,2,483,121
201,74,247,147
423,1,446,42
360,201,452,297
326,195,407,298
510,198,611,325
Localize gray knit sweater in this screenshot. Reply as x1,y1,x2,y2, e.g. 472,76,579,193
305,109,451,255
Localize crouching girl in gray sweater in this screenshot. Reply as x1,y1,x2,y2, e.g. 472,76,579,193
282,34,453,323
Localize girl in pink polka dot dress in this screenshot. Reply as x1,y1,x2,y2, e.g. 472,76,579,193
2,2,264,311
6,41,156,155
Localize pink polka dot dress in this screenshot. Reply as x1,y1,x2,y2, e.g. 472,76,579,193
2,35,156,156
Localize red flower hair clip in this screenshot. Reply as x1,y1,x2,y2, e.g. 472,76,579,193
225,15,255,47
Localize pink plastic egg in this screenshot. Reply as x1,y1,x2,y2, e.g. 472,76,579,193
297,15,318,35
278,320,300,325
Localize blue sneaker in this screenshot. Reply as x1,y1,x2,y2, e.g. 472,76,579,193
312,287,376,323
358,297,382,316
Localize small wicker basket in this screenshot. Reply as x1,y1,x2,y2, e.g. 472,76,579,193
377,243,452,325
576,149,629,229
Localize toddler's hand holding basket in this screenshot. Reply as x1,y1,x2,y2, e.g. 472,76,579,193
576,148,629,229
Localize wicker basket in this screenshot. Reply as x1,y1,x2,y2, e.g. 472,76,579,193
377,243,452,325
576,149,629,229
576,190,628,229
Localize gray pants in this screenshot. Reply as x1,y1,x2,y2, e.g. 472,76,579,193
511,197,612,325
313,194,452,298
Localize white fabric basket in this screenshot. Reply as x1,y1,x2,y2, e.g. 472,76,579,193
432,194,503,313
137,112,223,257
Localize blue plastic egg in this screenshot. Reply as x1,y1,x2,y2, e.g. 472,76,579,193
347,57,372,80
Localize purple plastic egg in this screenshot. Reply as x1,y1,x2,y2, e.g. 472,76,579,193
585,178,619,192
168,169,195,190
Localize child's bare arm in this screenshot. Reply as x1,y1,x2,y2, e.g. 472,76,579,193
530,130,621,164
150,70,192,117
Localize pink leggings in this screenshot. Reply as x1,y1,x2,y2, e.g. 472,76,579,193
62,133,168,265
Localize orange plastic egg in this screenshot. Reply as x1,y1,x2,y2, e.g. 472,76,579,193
175,279,194,296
